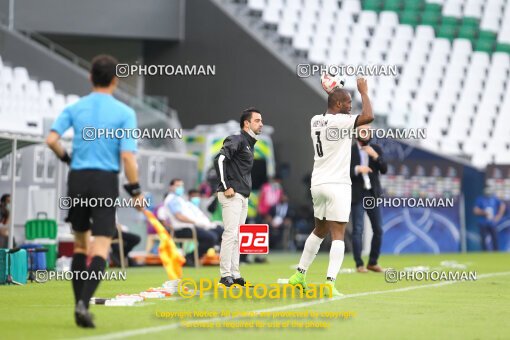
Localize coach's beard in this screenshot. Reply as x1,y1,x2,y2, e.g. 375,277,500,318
358,137,371,146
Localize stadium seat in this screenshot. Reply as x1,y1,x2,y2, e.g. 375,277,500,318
437,24,457,41
442,16,460,26
358,11,378,28
262,0,282,26
400,10,420,27
442,1,463,18
384,0,403,11
1,66,14,87
379,11,399,26
247,0,265,13
496,43,510,53
416,25,435,43
461,17,480,28
421,10,441,26
363,0,383,12
475,38,495,53
403,0,425,11
458,25,478,44
424,2,442,14
39,80,56,97
463,0,482,19
13,67,29,84
342,0,362,14
277,7,299,40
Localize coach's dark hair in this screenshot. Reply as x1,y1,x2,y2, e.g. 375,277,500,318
169,178,183,186
240,107,261,129
90,54,118,87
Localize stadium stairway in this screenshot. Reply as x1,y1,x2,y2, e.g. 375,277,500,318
222,0,510,168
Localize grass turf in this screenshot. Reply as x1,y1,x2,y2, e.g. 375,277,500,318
1,252,509,339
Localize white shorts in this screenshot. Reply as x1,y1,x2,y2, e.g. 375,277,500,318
311,183,351,222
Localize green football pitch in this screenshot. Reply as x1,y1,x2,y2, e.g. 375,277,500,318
1,252,509,339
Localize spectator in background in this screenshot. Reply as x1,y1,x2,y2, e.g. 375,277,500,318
160,179,219,258
257,177,283,220
265,194,295,249
198,167,219,199
110,223,141,267
0,194,12,248
293,204,315,250
474,187,506,251
188,189,224,242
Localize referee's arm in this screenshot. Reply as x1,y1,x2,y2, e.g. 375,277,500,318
46,107,72,163
122,152,139,185
120,111,144,210
46,131,71,163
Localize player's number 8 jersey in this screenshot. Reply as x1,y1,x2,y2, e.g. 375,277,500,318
310,113,358,187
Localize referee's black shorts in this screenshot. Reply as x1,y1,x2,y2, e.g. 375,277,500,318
67,170,119,237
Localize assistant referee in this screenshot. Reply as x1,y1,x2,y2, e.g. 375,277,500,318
46,55,143,328
214,107,263,287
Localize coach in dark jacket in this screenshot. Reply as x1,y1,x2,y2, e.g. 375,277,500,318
214,107,263,287
350,125,387,273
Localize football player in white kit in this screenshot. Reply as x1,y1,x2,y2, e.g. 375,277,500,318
289,77,374,296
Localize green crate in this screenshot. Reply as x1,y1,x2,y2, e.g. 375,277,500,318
0,249,7,284
0,249,28,285
9,249,27,285
25,217,58,270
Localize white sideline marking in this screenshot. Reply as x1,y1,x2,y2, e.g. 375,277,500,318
78,271,510,340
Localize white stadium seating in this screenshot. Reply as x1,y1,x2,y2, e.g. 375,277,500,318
236,0,510,167
0,55,80,136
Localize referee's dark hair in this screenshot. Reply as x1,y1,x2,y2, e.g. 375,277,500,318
91,55,118,87
240,107,261,129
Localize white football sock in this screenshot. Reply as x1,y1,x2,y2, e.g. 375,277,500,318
326,240,345,281
297,232,324,273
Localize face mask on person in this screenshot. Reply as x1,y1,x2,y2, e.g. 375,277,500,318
190,197,201,207
175,186,185,196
